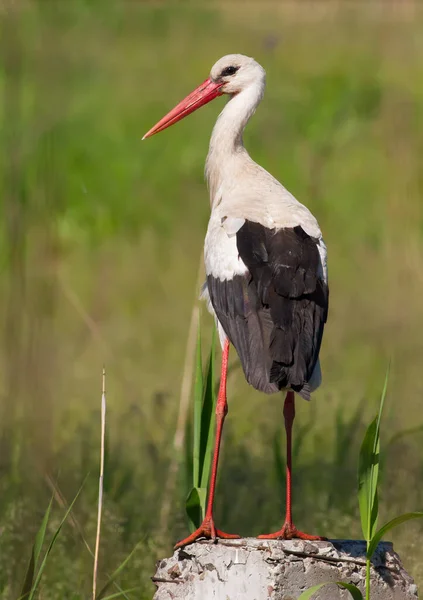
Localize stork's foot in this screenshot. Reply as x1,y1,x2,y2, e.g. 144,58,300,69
174,516,240,549
258,522,326,541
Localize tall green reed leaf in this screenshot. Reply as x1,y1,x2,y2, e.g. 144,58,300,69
185,327,217,529
192,323,203,488
199,329,216,490
186,324,205,530
186,487,207,531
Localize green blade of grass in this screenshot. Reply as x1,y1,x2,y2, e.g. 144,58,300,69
193,323,203,488
367,512,423,558
199,328,216,492
298,582,363,600
28,477,87,600
96,540,143,600
358,366,389,541
20,495,54,599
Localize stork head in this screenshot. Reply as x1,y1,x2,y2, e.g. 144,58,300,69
209,54,265,95
142,54,266,139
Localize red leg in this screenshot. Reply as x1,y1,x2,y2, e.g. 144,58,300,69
175,338,240,549
258,391,325,541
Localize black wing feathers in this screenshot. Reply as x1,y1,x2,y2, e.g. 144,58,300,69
207,221,328,399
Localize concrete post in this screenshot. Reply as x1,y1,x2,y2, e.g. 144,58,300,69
152,538,418,599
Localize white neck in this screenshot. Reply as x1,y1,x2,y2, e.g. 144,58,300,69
205,83,264,206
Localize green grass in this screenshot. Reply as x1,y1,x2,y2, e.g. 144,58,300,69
185,326,216,530
1,1,423,597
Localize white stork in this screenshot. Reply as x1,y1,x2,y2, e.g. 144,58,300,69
143,54,329,548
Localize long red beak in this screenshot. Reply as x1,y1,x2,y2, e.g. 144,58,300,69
142,78,223,140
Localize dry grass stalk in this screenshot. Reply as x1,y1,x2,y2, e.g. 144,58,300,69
92,367,106,600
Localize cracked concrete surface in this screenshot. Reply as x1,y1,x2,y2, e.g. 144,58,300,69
152,538,418,599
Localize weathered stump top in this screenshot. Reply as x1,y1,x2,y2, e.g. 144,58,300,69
152,538,418,599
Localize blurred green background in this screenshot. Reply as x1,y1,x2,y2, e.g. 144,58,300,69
1,1,423,597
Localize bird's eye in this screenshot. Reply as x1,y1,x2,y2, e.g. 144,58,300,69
220,65,239,77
